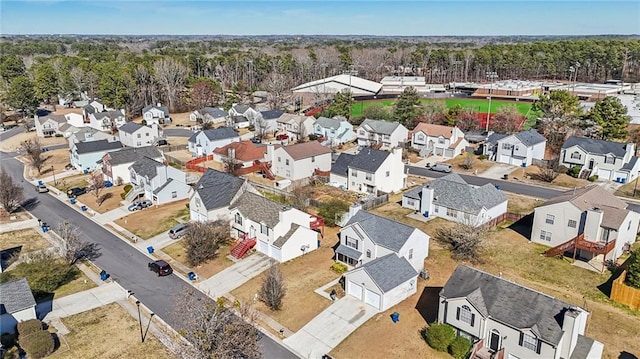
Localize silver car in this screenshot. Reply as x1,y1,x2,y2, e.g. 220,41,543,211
427,163,452,173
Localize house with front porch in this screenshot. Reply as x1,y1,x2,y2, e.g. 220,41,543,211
488,129,547,166
410,123,468,158
229,104,260,124
276,113,316,140
128,156,191,205
67,127,117,149
187,127,240,156
142,104,171,125
532,185,640,265
329,147,406,194
560,136,640,182
356,119,408,149
229,192,321,262
101,146,163,184
0,278,37,334
189,169,258,222
70,139,122,171
313,116,356,145
118,122,163,148
438,265,604,359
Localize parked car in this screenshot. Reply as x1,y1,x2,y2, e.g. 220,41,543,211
148,260,173,276
251,137,261,144
140,200,153,208
67,187,87,198
36,183,49,193
427,163,452,173
128,202,142,211
275,133,289,140
168,223,188,239
155,139,168,146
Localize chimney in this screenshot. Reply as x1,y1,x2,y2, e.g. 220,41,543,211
157,103,161,107
625,142,635,161
560,307,589,359
420,184,435,217
584,207,604,242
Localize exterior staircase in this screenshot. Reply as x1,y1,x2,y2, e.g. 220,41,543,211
544,233,616,258
579,169,591,180
125,187,144,202
230,235,256,259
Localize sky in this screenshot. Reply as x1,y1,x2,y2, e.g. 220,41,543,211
1,0,639,36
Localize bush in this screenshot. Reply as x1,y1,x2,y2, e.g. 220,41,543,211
121,184,133,199
557,165,569,174
19,330,54,359
625,249,640,289
141,119,147,126
318,199,350,227
448,336,472,359
477,154,487,160
54,133,63,137
588,175,599,182
422,323,456,352
16,319,43,337
568,166,582,178
308,134,319,141
330,262,348,274
0,332,16,348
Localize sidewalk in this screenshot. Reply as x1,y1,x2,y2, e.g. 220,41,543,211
94,205,130,225
197,253,272,298
42,282,125,321
30,169,79,186
0,218,38,233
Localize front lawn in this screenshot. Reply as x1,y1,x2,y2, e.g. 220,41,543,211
443,154,495,174
0,229,50,253
114,200,188,239
51,269,97,298
162,240,234,279
32,148,72,180
75,185,125,214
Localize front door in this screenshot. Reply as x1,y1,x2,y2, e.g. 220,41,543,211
249,226,256,238
588,159,595,170
489,331,500,352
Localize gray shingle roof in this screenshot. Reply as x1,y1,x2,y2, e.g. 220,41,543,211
260,110,283,120
514,129,546,146
129,156,163,179
360,119,402,135
562,136,630,157
195,169,245,210
75,139,122,154
403,174,507,215
345,210,416,252
0,278,36,313
569,335,596,359
118,122,143,134
486,132,508,145
202,127,240,141
142,105,169,117
272,224,300,249
335,244,362,259
330,153,355,176
347,148,390,173
153,178,173,195
107,146,162,166
230,192,284,228
232,104,250,114
441,265,573,345
356,254,417,293
620,156,638,171
315,116,342,130
201,107,227,118
93,110,125,120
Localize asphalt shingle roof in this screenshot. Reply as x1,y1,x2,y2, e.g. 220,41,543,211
335,244,362,259
514,129,546,146
272,224,300,249
347,148,390,173
260,110,283,120
356,254,418,293
195,169,245,210
202,127,240,141
562,136,630,157
153,178,174,195
201,107,227,118
231,192,284,228
360,119,402,135
129,156,164,179
142,105,169,117
330,153,355,176
486,132,508,145
345,210,416,252
621,156,639,171
93,110,125,120
232,104,250,114
0,278,36,313
107,146,162,166
75,139,122,154
441,265,577,345
315,116,343,130
569,335,596,359
118,122,143,134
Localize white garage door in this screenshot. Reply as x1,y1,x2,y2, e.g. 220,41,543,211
364,289,381,309
597,169,612,180
258,240,269,255
347,281,363,299
498,155,510,165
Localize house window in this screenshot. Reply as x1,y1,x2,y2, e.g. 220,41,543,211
235,213,242,225
285,159,290,166
386,171,390,177
365,173,372,181
171,191,177,198
539,230,552,242
406,199,415,206
146,133,149,136
359,129,366,135
417,134,424,141
571,151,581,159
434,206,439,213
501,143,512,150
438,137,445,144
278,157,281,162
446,208,457,218
521,333,538,352
352,170,358,177
136,142,141,146
408,249,413,259
137,133,141,138
366,249,371,258
545,214,555,224
195,198,201,208
604,156,615,164
311,156,315,163
457,305,474,326
345,236,358,250
261,223,269,235
568,219,577,228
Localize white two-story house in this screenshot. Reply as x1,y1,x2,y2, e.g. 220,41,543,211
142,104,171,125
70,139,123,171
313,116,356,145
118,122,163,148
356,119,409,149
101,146,163,185
438,265,604,359
490,129,547,166
189,169,258,222
188,127,240,156
190,107,228,124
337,205,430,311
411,123,468,158
560,136,640,182
230,192,321,262
88,110,127,131
330,147,406,194
129,156,191,205
269,142,332,181
276,113,316,140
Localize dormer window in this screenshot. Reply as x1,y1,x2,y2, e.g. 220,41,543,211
570,151,581,160
604,155,615,164
234,213,242,225
438,137,445,144
520,333,540,353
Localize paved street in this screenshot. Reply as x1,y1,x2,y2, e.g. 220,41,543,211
0,154,299,359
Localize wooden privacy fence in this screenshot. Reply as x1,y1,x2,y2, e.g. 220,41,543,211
186,155,213,173
481,212,526,230
611,270,640,310
360,193,389,210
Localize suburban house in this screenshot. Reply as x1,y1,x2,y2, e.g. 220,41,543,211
0,278,37,334
254,110,283,136
142,104,171,125
190,107,228,124
329,148,406,194
230,192,320,262
189,169,258,222
276,113,316,140
88,110,127,131
338,206,430,311
128,156,191,205
356,119,409,149
188,127,241,156
560,136,640,182
118,122,163,148
402,174,508,227
438,265,604,359
485,129,547,166
532,185,640,264
67,127,117,149
70,139,123,171
212,141,270,169
229,104,260,124
82,100,107,122
313,116,356,145
101,146,163,184
34,112,84,137
410,123,468,158
269,142,332,181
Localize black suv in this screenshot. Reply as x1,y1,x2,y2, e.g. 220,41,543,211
148,260,173,276
67,187,87,198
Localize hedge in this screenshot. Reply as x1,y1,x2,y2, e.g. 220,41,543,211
330,262,348,274
16,319,43,337
20,330,54,359
448,336,472,359
423,323,456,352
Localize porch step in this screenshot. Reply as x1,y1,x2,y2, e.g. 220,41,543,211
230,238,256,259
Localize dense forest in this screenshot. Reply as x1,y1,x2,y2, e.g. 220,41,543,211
0,36,639,117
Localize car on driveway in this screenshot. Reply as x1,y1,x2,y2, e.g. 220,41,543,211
140,199,152,208
426,163,452,173
148,260,173,276
67,187,87,198
275,133,289,140
128,200,150,211
251,137,262,144
168,223,188,239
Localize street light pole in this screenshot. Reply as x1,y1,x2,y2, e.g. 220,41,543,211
51,165,56,185
485,71,498,132
136,300,144,342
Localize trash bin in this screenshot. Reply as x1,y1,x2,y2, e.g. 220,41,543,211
70,198,76,205
188,272,197,281
38,180,43,186
100,270,108,281
391,312,400,323
502,174,509,180
81,205,87,212
317,239,321,248
83,169,88,174
147,246,154,254
42,226,48,233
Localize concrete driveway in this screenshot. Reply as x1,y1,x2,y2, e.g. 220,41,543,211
480,162,517,180
197,253,272,298
284,296,379,359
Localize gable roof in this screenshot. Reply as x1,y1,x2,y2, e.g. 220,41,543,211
440,265,576,345
277,113,313,125
213,141,267,162
292,74,382,96
106,146,162,166
153,178,174,194
199,127,240,142
330,153,356,176
272,224,301,249
348,148,390,173
37,114,66,125
118,122,143,134
486,132,508,145
130,156,164,179
75,139,122,154
315,116,343,130
0,278,36,313
93,110,125,121
412,123,456,138
282,141,332,160
260,110,283,120
562,136,630,157
403,174,507,215
232,104,251,114
513,129,546,146
540,185,627,212
230,191,284,227
345,210,417,252
194,169,245,210
200,107,227,118
353,254,418,293
142,105,169,116
360,119,403,135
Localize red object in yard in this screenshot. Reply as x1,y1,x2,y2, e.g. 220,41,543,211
276,133,289,140
310,215,325,238
230,237,256,259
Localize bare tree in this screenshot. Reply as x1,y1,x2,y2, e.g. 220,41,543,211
132,64,158,114
535,159,560,182
87,171,105,205
435,222,486,262
0,170,24,214
254,115,270,140
172,289,261,359
490,105,522,134
460,152,474,170
183,220,229,266
222,155,242,175
290,186,313,211
259,263,286,310
20,138,45,174
55,221,94,264
153,58,188,112
264,73,293,110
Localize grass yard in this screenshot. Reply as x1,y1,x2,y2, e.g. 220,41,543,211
114,200,188,239
53,269,97,298
162,240,234,278
509,165,589,189
0,229,49,253
614,177,640,199
231,237,340,332
444,154,495,174
53,174,89,193
0,209,31,224
30,148,72,180
48,303,174,359
0,132,67,152
75,185,125,214
505,193,542,214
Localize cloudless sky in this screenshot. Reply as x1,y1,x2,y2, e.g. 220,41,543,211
1,0,639,36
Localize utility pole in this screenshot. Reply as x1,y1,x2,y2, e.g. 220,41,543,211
485,71,498,132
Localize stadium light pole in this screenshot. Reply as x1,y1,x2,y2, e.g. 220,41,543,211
485,71,498,132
